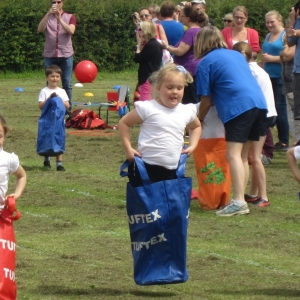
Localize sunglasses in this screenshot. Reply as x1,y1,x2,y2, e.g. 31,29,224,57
140,14,150,18
52,1,62,4
223,19,232,23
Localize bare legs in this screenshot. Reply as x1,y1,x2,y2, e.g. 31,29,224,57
248,135,267,199
226,140,252,201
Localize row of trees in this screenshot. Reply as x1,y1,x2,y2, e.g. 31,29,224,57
0,0,296,72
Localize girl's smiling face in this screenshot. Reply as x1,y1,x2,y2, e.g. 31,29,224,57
156,72,185,109
46,72,61,89
265,15,281,32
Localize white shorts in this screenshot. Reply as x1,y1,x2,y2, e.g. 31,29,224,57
294,145,300,160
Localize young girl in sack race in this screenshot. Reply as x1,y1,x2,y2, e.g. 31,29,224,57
119,64,201,285
0,115,27,300
119,63,201,179
193,105,231,210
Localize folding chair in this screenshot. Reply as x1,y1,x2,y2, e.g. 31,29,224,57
98,85,130,125
118,85,130,111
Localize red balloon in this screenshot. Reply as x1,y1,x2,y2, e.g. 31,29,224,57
74,60,98,83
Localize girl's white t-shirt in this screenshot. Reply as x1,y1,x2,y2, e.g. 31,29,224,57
38,87,69,103
0,148,19,209
135,100,196,169
248,62,277,118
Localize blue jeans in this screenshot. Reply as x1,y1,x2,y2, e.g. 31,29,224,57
271,77,289,145
293,73,300,120
44,56,73,110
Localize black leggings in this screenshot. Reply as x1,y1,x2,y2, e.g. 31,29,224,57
134,162,177,186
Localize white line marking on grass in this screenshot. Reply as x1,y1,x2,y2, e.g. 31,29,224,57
192,249,297,276
66,188,96,197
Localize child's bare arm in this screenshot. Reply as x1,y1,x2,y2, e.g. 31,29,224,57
118,110,143,161
63,100,70,110
287,147,300,184
182,117,201,156
6,165,27,201
38,101,46,110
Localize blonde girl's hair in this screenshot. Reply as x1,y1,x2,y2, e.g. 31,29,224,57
194,26,228,59
0,115,9,136
233,6,248,18
140,21,157,40
150,63,193,97
232,41,252,62
265,10,282,22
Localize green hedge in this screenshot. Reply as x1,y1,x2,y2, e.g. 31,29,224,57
0,0,295,72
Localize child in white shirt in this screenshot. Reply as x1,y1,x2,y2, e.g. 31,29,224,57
233,41,277,207
37,65,70,171
119,64,201,183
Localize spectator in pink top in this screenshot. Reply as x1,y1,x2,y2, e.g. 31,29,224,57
222,6,260,58
38,0,76,112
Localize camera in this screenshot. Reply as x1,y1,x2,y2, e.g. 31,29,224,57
291,1,300,12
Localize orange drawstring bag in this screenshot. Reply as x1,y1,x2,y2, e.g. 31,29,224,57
193,138,231,210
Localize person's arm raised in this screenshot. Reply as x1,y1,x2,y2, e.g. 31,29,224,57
56,11,76,35
37,8,52,32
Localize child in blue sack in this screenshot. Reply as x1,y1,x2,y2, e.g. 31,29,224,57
119,63,201,184
37,65,70,171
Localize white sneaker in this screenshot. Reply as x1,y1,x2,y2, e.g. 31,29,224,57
261,154,272,165
216,201,250,217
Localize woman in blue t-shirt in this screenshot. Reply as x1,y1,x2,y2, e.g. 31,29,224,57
194,26,268,217
262,10,289,149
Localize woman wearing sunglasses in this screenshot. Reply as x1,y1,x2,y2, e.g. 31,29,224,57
38,0,76,114
133,8,168,49
223,13,233,28
222,6,260,57
134,22,163,101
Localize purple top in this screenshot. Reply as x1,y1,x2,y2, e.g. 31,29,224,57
174,27,201,76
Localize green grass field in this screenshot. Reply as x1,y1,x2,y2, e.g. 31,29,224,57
1,70,300,300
